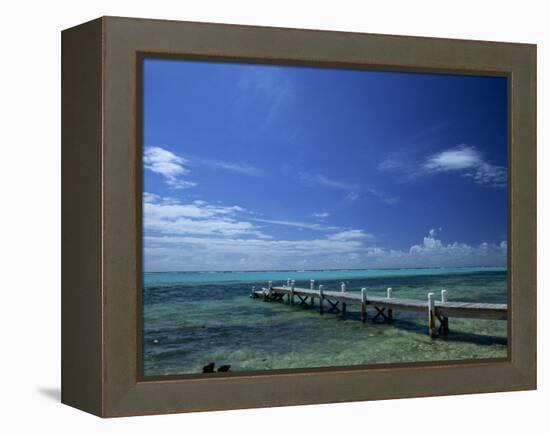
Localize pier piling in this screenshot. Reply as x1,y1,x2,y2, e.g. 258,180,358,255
341,283,347,316
387,288,393,321
428,292,435,338
360,288,367,322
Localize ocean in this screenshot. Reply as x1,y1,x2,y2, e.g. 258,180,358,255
142,267,507,376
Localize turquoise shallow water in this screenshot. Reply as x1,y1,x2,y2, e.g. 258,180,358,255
142,267,507,376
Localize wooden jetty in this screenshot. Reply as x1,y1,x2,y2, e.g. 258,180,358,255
250,280,507,337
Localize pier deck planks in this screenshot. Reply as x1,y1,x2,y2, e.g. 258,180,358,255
252,286,507,322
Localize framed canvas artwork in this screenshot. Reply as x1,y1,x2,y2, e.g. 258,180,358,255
62,16,536,417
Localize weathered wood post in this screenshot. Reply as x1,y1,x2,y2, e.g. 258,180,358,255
290,280,295,305
341,282,347,316
428,292,436,337
319,285,324,315
387,287,393,321
440,289,449,335
310,280,315,306
250,285,256,298
286,278,291,287
361,287,367,322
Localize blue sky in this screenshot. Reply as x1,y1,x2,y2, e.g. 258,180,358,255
142,58,508,271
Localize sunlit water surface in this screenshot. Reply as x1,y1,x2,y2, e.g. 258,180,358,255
143,267,507,376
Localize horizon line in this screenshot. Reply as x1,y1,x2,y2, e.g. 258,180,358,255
143,265,507,274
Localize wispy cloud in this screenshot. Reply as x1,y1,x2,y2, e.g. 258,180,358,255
297,171,358,191
144,222,506,271
377,156,408,173
144,234,369,271
198,158,262,177
144,146,263,188
296,170,397,204
327,229,372,241
250,217,339,232
365,188,398,205
377,122,453,181
380,144,506,188
313,212,330,219
143,146,197,189
235,67,294,128
144,193,268,238
346,192,359,201
143,193,381,270
423,145,506,188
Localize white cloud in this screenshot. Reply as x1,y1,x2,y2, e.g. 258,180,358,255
144,229,507,271
405,230,507,266
143,193,376,270
143,192,161,203
144,234,369,271
428,227,442,237
423,145,482,171
423,145,506,188
144,193,267,238
379,144,507,188
143,197,506,271
313,212,330,219
346,192,359,201
143,146,197,189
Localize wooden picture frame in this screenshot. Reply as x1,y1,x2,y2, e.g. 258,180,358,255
61,16,536,417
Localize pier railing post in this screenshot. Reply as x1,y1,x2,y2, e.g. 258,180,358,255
361,288,367,322
319,285,324,315
428,292,435,337
287,278,291,288
387,287,393,321
310,279,315,290
267,281,273,300
290,280,295,305
341,283,347,316
440,289,449,335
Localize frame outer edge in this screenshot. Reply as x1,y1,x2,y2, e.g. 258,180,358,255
512,44,537,388
61,17,105,416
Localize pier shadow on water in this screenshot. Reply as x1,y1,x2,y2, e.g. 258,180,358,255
270,301,507,346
